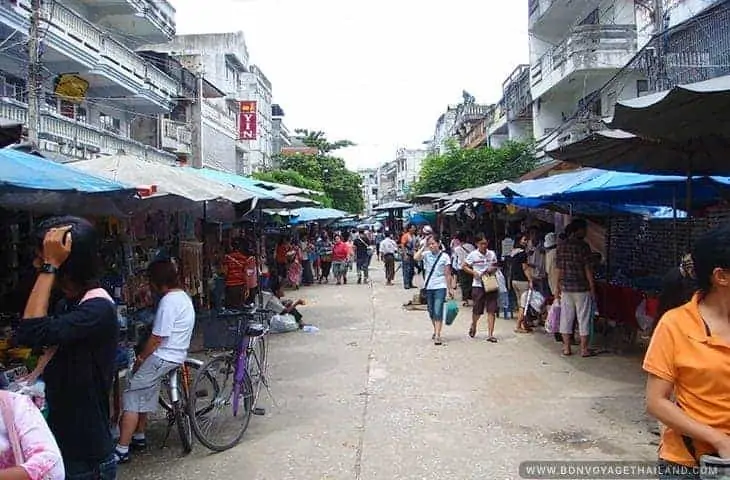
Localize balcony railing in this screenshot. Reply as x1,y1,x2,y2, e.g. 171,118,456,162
0,98,176,163
202,99,237,135
555,114,604,147
161,119,192,153
531,24,637,90
16,0,177,102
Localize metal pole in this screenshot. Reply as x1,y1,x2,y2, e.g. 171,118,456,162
653,0,665,91
27,0,42,147
190,69,204,168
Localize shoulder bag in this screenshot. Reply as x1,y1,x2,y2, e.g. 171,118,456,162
480,251,500,294
419,252,444,304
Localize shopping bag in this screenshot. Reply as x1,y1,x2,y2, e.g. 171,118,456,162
443,300,459,326
546,301,560,334
495,269,508,293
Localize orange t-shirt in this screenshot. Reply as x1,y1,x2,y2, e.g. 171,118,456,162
275,244,289,264
224,252,248,287
643,293,730,466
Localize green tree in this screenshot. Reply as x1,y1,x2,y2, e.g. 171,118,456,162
412,140,537,195
258,130,364,213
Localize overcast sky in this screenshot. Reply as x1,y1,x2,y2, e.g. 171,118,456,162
171,0,529,170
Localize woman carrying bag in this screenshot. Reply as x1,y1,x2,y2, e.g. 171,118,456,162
415,234,454,346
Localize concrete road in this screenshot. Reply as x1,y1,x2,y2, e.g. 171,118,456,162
122,266,657,479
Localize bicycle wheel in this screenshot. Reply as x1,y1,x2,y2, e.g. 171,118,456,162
174,399,193,454
189,353,254,452
247,335,267,396
159,359,202,413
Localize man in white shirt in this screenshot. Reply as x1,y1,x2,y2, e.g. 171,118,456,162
379,232,399,286
115,259,195,464
462,234,500,343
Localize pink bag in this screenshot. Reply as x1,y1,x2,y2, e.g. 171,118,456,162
547,301,561,334
0,391,25,466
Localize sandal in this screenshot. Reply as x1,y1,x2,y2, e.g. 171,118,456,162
581,351,598,358
434,337,443,346
468,325,476,338
432,334,436,340
487,336,498,343
562,351,572,357
514,328,531,334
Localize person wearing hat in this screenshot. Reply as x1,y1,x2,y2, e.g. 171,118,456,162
544,232,558,298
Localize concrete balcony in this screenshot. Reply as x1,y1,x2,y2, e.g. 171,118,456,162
0,0,177,111
554,115,604,148
531,24,637,99
161,119,192,154
0,98,176,163
79,0,176,43
202,99,237,137
529,0,602,35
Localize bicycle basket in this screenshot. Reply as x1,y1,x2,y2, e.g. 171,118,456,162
202,309,248,350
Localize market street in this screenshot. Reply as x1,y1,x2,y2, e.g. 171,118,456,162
122,264,657,480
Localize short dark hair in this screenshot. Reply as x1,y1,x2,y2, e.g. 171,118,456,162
147,259,180,289
571,219,588,231
429,233,441,244
35,216,101,288
474,234,488,244
692,224,730,293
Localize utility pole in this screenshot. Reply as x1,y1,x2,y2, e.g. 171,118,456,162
190,67,204,168
27,0,42,147
653,0,665,91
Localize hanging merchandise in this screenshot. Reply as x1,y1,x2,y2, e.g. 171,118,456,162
179,241,204,299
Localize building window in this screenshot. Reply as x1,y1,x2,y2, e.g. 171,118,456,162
0,74,27,103
99,113,121,134
59,100,86,122
637,79,649,97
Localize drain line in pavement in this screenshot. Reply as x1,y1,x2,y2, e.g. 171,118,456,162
353,280,376,479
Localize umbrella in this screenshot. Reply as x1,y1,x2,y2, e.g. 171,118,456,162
373,200,412,211
606,74,730,146
289,207,348,224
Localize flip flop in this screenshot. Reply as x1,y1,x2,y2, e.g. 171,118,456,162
434,337,443,346
468,325,476,338
562,351,572,357
581,351,598,358
514,328,531,334
487,336,498,343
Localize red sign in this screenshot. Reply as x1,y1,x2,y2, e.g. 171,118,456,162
239,101,257,140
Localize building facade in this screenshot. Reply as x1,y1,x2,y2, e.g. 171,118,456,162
395,148,427,199
271,103,291,162
528,0,639,153
357,168,379,215
144,32,273,174
377,160,398,205
0,0,180,163
431,106,458,154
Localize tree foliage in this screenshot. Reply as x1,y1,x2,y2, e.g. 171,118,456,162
412,140,537,195
257,130,364,214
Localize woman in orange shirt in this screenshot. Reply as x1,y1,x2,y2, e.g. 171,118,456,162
644,224,730,479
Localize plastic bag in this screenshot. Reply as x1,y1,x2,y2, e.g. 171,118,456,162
495,269,508,293
635,299,654,331
270,314,299,333
521,289,546,313
546,301,561,334
443,300,459,326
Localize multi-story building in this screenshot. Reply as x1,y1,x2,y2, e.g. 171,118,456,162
528,0,639,153
271,103,291,162
377,160,398,205
0,0,180,163
395,148,427,199
357,168,379,215
431,106,458,154
144,32,273,174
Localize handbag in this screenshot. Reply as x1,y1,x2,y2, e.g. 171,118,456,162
481,272,500,293
443,300,459,326
419,252,444,304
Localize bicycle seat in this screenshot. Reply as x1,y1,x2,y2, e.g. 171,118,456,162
245,323,266,337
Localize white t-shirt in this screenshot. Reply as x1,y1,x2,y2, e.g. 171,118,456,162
465,249,498,288
452,243,475,270
152,290,195,364
423,250,451,290
379,238,398,255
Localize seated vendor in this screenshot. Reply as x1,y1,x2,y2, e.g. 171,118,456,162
265,276,307,328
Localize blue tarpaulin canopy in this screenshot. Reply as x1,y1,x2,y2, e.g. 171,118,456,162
499,168,730,208
0,148,137,215
289,207,348,224
0,148,134,193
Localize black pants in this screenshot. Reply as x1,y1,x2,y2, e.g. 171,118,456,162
458,270,472,301
302,260,314,285
320,261,332,279
383,253,395,282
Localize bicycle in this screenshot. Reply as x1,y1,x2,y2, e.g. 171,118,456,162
189,306,273,452
156,357,219,455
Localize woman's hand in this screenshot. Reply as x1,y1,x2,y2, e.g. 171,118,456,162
43,226,73,267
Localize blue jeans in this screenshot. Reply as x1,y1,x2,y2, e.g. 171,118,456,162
65,454,117,480
402,257,414,288
425,288,447,321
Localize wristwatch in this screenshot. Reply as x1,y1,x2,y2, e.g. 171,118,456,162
39,263,60,275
